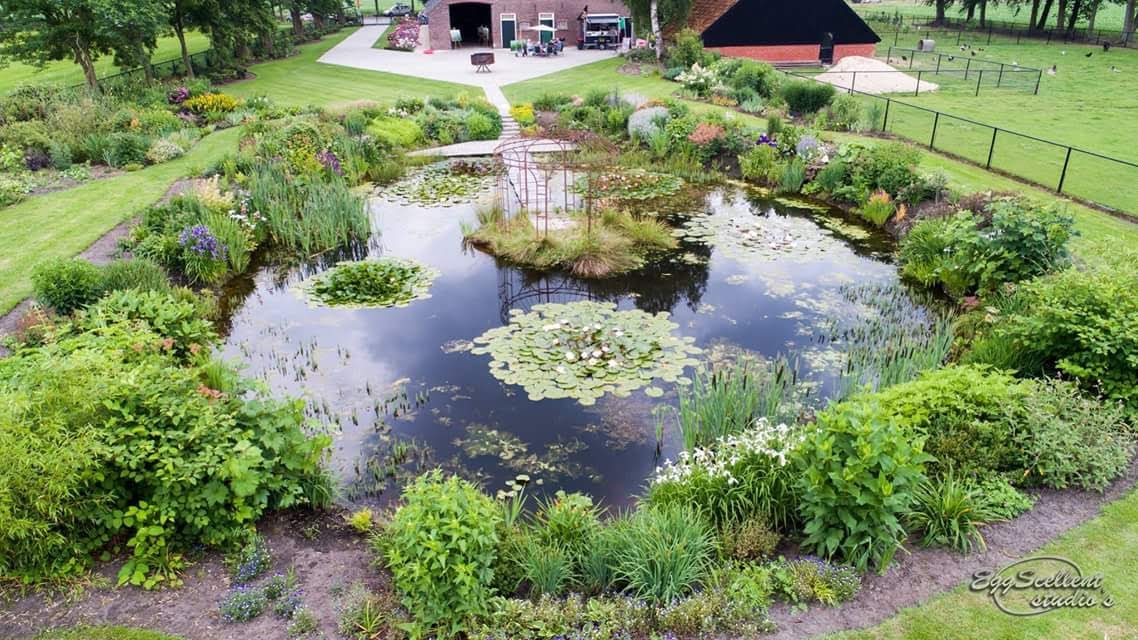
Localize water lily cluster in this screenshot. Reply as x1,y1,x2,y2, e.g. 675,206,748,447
301,257,439,308
653,418,801,486
470,301,702,405
574,169,684,202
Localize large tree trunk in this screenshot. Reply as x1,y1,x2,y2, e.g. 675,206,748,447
966,2,976,21
980,0,988,27
313,12,325,30
290,6,305,36
935,0,948,24
1030,0,1041,30
1087,1,1099,33
1037,0,1055,29
1056,0,1068,29
651,0,662,60
173,20,195,79
72,38,99,90
1124,0,1136,44
1066,0,1083,32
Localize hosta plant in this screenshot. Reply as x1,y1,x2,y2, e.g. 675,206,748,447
470,301,702,405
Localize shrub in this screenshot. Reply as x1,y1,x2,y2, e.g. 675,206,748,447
79,290,217,360
466,112,501,140
347,508,375,534
967,267,1138,409
610,506,715,604
649,419,802,531
0,310,331,584
966,476,1035,520
31,257,105,315
183,92,241,114
0,120,52,153
722,517,781,562
739,144,780,186
728,59,780,99
383,470,501,637
509,103,536,127
532,92,573,111
828,94,863,131
367,116,422,149
105,132,151,167
870,365,1030,476
145,137,185,164
100,258,170,294
668,28,712,69
472,593,652,639
780,81,835,114
676,63,717,97
1015,377,1135,491
905,469,994,553
795,399,931,572
628,105,669,140
859,190,895,226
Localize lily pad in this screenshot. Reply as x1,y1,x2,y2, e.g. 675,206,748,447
300,257,439,308
470,301,702,405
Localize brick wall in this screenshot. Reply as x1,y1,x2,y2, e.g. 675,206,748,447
708,44,821,64
708,42,878,64
426,0,628,51
833,43,877,61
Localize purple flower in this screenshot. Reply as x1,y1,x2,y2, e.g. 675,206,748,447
758,133,778,148
179,224,226,260
316,150,342,176
168,86,190,105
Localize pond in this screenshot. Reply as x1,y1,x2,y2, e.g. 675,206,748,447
219,163,945,507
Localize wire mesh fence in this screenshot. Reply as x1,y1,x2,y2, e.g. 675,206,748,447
783,71,1138,216
860,11,1138,49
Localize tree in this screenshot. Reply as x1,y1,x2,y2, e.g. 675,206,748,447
0,0,108,88
167,0,203,79
926,0,956,23
1125,0,1136,43
624,0,692,60
101,0,167,84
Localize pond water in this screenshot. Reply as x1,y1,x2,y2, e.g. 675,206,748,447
220,165,942,507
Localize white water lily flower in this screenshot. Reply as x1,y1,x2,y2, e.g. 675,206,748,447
592,350,602,358
543,323,560,331
565,351,577,361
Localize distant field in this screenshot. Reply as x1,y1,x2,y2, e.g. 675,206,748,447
0,32,211,92
852,0,1129,32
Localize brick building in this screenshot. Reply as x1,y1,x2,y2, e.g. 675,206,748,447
423,0,629,51
683,0,880,65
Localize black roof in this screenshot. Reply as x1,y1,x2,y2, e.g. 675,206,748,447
702,0,880,47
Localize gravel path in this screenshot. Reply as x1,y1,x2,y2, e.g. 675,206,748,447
814,56,939,94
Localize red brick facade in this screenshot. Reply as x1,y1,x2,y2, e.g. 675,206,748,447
425,0,627,51
708,42,877,64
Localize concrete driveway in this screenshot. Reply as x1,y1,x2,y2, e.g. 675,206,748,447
318,25,619,112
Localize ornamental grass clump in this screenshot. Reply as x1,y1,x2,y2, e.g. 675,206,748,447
469,301,702,405
301,258,439,308
610,505,716,605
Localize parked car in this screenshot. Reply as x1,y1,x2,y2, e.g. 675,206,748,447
384,3,412,17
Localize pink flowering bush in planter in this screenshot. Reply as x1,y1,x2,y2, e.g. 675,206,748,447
387,18,420,51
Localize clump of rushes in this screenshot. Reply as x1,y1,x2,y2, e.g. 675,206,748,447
300,257,440,308
463,203,677,279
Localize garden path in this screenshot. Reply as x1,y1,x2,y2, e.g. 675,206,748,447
318,25,618,112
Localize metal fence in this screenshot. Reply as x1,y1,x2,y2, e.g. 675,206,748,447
883,46,1042,95
860,11,1138,49
783,70,1138,216
71,49,215,90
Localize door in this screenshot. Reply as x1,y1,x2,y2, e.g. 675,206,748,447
820,32,835,64
501,13,516,48
539,12,554,43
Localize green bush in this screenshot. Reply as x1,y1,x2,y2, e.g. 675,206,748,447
0,119,52,153
100,258,171,294
533,491,602,567
105,132,151,167
31,257,105,315
739,144,780,186
0,309,331,584
80,290,217,360
721,517,780,562
827,94,863,131
768,557,861,606
780,81,835,114
870,365,1030,476
465,111,501,141
383,470,501,637
899,198,1074,296
1015,377,1135,491
532,92,573,111
795,399,931,572
905,469,995,553
965,267,1138,409
521,541,573,597
777,159,806,194
610,506,715,604
667,28,713,69
728,59,780,99
965,476,1035,520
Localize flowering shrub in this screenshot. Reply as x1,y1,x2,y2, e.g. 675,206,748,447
316,149,343,176
145,138,185,164
220,585,269,622
387,17,420,51
688,122,725,145
168,86,191,105
859,190,894,227
179,224,225,259
509,103,535,127
795,135,823,163
183,92,241,114
648,419,803,531
676,63,717,97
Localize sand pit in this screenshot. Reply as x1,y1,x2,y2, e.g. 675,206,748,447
814,56,939,94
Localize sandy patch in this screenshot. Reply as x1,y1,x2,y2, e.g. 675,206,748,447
814,56,939,95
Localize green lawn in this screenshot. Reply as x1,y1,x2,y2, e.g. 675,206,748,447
853,0,1130,32
0,127,241,315
226,28,479,107
502,58,1138,270
34,627,182,640
0,32,211,92
827,486,1138,640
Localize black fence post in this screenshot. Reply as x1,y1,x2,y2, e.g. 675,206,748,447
988,25,993,44
975,69,984,96
915,70,922,96
850,71,856,94
997,64,1005,87
882,98,891,132
1034,70,1042,95
1057,147,1073,193
986,128,998,168
935,53,942,74
930,112,940,149
965,57,972,80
